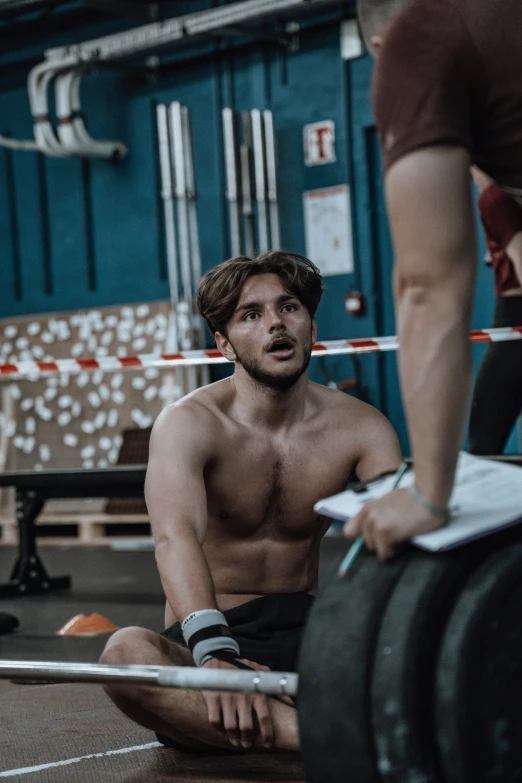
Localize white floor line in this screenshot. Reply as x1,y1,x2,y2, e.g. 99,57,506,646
0,742,162,778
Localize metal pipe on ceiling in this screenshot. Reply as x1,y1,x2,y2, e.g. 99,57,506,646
0,0,71,13
44,0,341,64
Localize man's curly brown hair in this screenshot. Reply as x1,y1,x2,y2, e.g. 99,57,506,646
197,251,324,337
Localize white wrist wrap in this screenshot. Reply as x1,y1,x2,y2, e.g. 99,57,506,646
181,609,240,667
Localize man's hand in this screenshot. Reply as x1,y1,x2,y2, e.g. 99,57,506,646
342,487,444,560
201,657,293,749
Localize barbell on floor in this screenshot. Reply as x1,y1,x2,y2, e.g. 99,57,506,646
0,660,298,697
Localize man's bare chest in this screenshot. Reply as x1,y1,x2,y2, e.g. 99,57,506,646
205,433,352,537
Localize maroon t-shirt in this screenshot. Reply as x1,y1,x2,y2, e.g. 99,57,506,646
478,184,522,296
373,0,522,195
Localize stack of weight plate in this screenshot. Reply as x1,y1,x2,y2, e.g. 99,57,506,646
298,525,522,783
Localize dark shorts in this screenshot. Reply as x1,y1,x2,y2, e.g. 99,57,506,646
155,591,314,752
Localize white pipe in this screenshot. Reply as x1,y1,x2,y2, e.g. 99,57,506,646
170,102,193,306
156,104,180,326
28,57,127,160
0,136,39,151
55,70,127,159
181,106,201,287
157,103,184,401
169,101,198,392
181,105,210,387
222,108,241,257
240,144,255,256
263,110,280,249
251,109,269,252
28,60,71,157
69,71,127,159
55,71,81,153
240,112,255,257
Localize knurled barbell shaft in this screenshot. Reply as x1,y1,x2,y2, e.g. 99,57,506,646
0,660,298,697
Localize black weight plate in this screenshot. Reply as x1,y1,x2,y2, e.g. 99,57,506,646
373,526,522,783
436,543,522,783
371,547,480,783
298,547,409,783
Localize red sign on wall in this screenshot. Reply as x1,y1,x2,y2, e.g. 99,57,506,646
303,120,336,166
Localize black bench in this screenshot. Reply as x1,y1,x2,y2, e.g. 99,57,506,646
0,466,147,598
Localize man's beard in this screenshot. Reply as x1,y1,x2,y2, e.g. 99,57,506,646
231,337,313,392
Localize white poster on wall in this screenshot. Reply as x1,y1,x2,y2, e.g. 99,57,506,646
303,184,354,276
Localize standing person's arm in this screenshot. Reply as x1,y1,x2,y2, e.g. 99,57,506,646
343,1,487,558
344,146,477,558
388,146,477,504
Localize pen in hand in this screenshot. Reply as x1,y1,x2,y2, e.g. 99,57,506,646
337,461,410,578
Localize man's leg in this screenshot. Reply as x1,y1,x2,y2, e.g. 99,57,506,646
99,627,298,752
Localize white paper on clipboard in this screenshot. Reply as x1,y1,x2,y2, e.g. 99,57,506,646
314,452,522,552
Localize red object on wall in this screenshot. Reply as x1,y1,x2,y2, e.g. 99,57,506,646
345,290,366,316
303,120,336,166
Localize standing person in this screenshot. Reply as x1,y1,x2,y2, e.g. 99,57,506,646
344,0,522,560
468,167,522,455
100,251,402,754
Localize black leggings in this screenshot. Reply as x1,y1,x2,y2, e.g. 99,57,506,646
468,296,522,455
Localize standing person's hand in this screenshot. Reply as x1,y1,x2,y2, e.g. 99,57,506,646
201,657,293,749
342,487,445,560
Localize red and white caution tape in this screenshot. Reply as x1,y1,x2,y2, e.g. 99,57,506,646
1,326,521,382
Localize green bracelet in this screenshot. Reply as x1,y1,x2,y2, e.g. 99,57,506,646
408,486,451,524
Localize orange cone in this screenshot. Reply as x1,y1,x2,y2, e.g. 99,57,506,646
56,613,120,636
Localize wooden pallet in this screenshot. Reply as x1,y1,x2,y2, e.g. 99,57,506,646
0,516,17,545
0,512,151,546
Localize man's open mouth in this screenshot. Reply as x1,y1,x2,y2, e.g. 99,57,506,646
267,340,295,356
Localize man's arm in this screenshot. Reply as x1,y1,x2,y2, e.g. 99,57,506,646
353,407,403,484
145,402,217,622
386,145,476,506
344,146,477,559
146,404,286,749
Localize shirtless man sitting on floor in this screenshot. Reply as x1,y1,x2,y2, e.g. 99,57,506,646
100,250,402,754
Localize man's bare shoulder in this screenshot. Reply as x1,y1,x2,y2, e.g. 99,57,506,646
308,383,402,479
309,382,392,430
150,379,233,450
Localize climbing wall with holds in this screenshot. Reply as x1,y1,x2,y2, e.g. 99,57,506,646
0,301,177,473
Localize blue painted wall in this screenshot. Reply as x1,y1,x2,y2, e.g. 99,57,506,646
0,1,516,452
